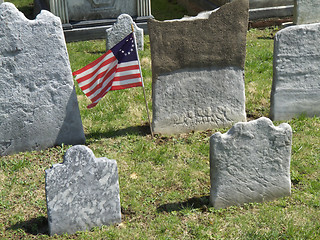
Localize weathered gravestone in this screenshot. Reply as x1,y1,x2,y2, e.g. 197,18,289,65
270,23,320,121
0,1,3,5
210,117,292,209
0,3,85,156
294,0,320,25
106,14,144,51
148,0,248,134
45,145,121,236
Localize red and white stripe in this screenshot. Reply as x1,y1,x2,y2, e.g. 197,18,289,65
73,50,142,109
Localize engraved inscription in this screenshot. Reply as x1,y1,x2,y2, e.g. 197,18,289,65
171,106,235,126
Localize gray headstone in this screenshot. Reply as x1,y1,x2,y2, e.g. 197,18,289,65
148,0,248,134
210,117,292,209
270,23,320,121
0,3,85,156
294,0,320,25
106,14,144,51
45,145,121,236
0,1,3,4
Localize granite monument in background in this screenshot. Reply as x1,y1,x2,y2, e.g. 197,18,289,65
149,0,248,134
0,3,85,156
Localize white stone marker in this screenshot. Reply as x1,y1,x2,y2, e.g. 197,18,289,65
210,117,292,209
270,23,320,121
45,145,121,236
294,0,320,25
106,14,144,51
0,3,85,156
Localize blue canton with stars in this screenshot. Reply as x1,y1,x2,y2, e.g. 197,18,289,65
111,33,138,64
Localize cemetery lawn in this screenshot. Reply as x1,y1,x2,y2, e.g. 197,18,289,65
1,1,320,237
0,26,319,240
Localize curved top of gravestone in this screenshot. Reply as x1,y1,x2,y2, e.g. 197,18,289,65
148,0,249,76
106,13,144,50
212,117,292,142
0,2,59,23
49,145,112,171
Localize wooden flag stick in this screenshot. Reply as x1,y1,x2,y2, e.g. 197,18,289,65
131,24,154,139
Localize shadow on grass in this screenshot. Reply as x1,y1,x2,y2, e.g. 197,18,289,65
86,124,151,140
157,195,210,213
8,216,49,235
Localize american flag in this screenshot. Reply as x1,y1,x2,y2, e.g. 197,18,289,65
72,32,143,109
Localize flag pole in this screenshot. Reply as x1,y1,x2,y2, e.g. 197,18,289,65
131,24,154,139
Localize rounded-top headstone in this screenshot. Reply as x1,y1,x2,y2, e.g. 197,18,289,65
106,14,144,50
210,117,292,209
45,145,121,236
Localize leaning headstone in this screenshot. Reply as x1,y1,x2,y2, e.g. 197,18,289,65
45,145,121,236
210,117,292,209
106,14,144,50
294,0,320,25
0,3,85,156
270,23,320,121
149,0,248,134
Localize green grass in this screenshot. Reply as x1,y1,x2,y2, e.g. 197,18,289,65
1,1,320,239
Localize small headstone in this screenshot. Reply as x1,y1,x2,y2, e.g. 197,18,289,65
270,23,320,121
294,0,320,25
45,145,121,236
149,0,248,134
0,3,85,156
210,117,292,209
106,14,144,50
0,1,3,4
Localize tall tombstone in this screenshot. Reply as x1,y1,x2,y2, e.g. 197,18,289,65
149,0,248,134
294,0,320,25
210,117,292,209
0,3,85,156
46,145,121,235
106,14,144,51
270,23,320,121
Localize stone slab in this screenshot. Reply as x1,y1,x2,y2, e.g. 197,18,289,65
152,67,246,134
149,0,248,134
0,3,85,156
294,0,320,25
270,23,320,121
106,14,144,51
210,117,292,209
45,145,121,236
